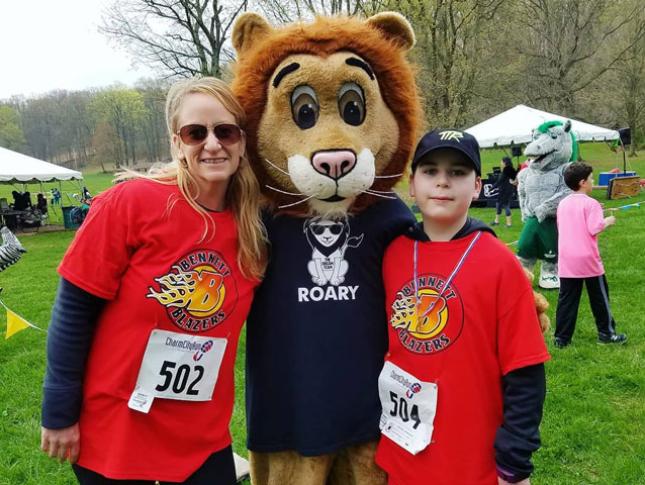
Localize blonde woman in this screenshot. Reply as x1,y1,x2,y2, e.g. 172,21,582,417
41,77,266,484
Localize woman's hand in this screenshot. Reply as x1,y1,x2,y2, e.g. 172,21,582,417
41,423,80,463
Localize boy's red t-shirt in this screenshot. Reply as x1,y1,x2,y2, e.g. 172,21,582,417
375,232,549,485
58,179,258,481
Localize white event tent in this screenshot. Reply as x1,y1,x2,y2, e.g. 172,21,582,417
0,146,82,183
465,104,620,148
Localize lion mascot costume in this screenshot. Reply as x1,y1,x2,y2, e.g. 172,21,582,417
232,12,421,485
518,120,577,289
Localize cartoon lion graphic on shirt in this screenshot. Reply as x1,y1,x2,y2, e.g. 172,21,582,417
231,12,548,485
304,216,364,286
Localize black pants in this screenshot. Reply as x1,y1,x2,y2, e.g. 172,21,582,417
555,275,617,343
72,446,236,485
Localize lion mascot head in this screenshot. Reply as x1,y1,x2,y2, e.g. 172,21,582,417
232,12,422,215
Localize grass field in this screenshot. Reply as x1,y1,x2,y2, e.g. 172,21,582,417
0,144,643,484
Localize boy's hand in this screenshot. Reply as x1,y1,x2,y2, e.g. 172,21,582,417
604,215,616,227
498,478,530,485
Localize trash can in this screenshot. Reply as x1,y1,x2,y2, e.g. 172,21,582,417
62,206,80,230
598,171,636,187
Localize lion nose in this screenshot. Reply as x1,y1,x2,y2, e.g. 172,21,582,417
312,150,356,180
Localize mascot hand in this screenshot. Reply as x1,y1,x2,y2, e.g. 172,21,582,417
534,207,545,223
523,268,550,334
534,205,550,223
330,276,345,286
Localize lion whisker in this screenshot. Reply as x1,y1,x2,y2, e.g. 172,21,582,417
265,185,304,196
361,190,397,200
366,188,397,195
265,158,291,176
278,195,315,209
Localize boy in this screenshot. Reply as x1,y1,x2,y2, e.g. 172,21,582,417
375,129,550,485
554,162,627,347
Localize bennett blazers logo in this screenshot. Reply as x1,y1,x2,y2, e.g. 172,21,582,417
147,250,238,332
390,273,464,354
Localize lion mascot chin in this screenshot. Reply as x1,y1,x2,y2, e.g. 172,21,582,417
232,12,421,485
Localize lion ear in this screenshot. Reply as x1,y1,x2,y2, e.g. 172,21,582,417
564,120,572,133
366,12,415,51
233,13,273,56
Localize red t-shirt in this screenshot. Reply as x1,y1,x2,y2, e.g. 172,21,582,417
58,179,258,481
375,232,549,485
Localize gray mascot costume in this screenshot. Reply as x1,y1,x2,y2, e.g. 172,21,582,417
517,120,577,289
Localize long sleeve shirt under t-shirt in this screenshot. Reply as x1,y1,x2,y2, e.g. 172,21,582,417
557,193,606,278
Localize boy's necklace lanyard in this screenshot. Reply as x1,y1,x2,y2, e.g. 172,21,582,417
413,231,482,320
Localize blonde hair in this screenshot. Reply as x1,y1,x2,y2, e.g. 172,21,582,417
117,76,267,280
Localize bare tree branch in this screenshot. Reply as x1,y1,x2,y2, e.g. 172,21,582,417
100,0,249,78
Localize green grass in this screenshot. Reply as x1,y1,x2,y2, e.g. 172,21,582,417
1,149,643,484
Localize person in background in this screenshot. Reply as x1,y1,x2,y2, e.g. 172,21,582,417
12,190,26,210
554,162,626,348
376,129,549,485
40,76,267,485
37,193,48,215
51,188,62,206
492,156,518,228
82,186,92,202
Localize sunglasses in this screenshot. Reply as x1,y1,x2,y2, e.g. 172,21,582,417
311,223,344,235
177,123,243,146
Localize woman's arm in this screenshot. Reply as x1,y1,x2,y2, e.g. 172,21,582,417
41,278,106,463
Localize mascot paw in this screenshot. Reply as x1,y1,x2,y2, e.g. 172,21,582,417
523,268,551,334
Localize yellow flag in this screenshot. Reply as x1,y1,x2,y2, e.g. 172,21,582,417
5,308,31,339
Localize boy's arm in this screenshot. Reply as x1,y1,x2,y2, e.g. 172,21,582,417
495,364,546,483
588,200,615,235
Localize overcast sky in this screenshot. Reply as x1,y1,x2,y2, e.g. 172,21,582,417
0,0,154,100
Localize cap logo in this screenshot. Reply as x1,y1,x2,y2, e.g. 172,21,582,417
438,130,464,142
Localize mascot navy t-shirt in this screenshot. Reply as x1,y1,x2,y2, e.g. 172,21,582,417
246,197,415,455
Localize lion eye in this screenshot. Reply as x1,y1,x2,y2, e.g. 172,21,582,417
291,85,319,130
338,83,365,126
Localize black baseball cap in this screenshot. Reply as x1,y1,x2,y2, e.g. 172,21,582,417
411,129,481,175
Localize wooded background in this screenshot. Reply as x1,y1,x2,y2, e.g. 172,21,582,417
1,0,643,170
